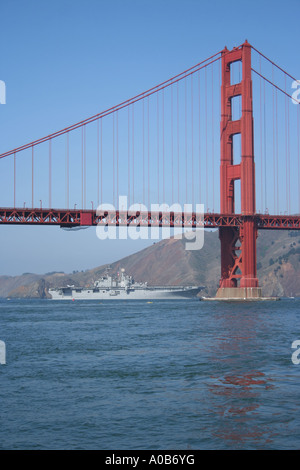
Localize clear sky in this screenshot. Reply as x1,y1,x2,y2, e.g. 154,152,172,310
0,0,299,276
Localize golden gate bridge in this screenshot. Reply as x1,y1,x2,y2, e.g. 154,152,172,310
0,40,299,299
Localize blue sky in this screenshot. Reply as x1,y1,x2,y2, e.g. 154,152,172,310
0,0,299,276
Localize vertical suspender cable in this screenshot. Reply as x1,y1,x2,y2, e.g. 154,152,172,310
205,66,208,210
84,125,86,210
191,74,194,208
128,106,130,207
83,125,86,209
211,63,214,212
260,57,263,211
285,75,288,213
276,88,279,213
162,88,165,203
116,110,119,208
66,132,69,209
32,145,34,208
263,80,267,212
171,85,174,204
132,104,135,205
147,96,150,209
49,139,52,208
14,152,16,208
177,82,180,203
298,104,300,214
143,98,145,206
157,93,159,204
272,65,275,214
81,127,84,209
198,70,201,206
113,113,115,207
185,76,188,203
219,57,222,213
97,119,100,207
100,119,103,206
287,91,290,214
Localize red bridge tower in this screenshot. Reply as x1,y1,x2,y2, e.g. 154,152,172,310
216,40,261,299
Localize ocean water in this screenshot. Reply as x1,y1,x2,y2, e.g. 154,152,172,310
0,297,300,450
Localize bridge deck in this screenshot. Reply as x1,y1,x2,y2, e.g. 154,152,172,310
0,208,299,230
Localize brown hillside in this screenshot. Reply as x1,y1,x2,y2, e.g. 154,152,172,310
1,230,300,298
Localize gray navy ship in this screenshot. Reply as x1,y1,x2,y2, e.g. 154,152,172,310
49,268,202,300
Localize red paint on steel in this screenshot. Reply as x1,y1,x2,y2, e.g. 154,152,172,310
219,41,259,289
0,208,299,230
